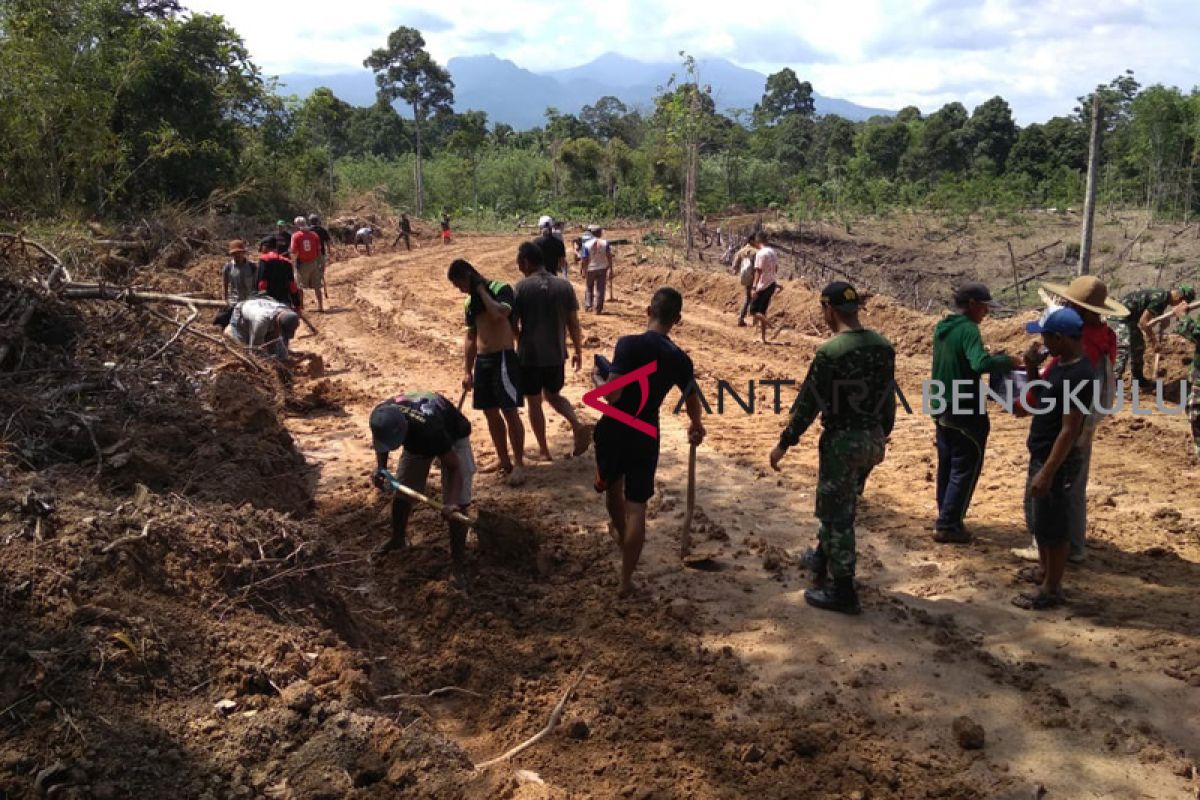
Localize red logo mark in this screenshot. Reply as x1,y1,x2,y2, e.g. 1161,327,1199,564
582,361,659,439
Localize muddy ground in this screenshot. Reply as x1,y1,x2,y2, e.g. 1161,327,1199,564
2,217,1199,799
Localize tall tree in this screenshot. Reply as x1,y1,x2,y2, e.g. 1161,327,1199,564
448,110,489,207
364,27,454,216
965,96,1018,174
755,67,815,125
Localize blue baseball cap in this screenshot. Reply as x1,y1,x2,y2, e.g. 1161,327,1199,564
1025,306,1083,336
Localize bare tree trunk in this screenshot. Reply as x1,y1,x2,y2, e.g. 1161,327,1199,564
413,104,425,217
1078,94,1102,276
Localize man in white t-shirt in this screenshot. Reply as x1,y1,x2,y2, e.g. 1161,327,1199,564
581,225,612,314
748,230,781,343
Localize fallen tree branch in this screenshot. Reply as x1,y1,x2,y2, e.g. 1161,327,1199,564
143,304,198,362
996,268,1051,297
1019,239,1063,260
0,232,72,287
474,662,592,770
380,686,484,702
142,307,264,373
68,411,103,481
62,284,226,308
99,520,154,554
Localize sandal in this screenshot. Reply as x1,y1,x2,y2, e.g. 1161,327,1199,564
1011,591,1065,611
1016,566,1044,585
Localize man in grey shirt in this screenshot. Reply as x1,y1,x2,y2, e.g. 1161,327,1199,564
512,241,593,460
225,295,300,360
222,240,257,305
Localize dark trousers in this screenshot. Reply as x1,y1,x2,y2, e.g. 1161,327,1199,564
737,285,752,323
935,417,989,533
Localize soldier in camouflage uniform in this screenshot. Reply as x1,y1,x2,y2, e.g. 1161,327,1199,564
1174,308,1200,459
1115,285,1195,382
770,281,895,615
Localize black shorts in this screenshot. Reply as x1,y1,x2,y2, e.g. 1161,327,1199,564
473,350,523,410
521,363,566,396
593,422,659,503
748,283,778,315
1027,452,1082,548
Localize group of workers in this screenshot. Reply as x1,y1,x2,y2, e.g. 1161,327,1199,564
216,211,1200,612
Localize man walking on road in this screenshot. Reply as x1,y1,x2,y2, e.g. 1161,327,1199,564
748,230,781,343
308,214,332,302
534,215,567,276
930,282,1017,543
591,288,705,598
513,241,593,460
393,213,413,251
731,234,758,327
448,259,527,486
369,391,476,589
769,282,895,615
582,225,612,313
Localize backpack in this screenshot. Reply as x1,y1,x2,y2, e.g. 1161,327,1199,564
738,257,755,287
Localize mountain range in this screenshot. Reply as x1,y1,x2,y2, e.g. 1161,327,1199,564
277,52,892,129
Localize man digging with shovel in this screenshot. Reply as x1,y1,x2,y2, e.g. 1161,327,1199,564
770,282,896,615
369,391,476,589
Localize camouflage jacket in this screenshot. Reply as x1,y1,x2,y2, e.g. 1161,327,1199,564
1176,313,1200,375
1120,288,1172,320
780,328,896,447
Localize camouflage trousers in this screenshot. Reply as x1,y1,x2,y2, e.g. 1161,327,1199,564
815,428,887,580
1188,373,1200,459
1114,318,1145,381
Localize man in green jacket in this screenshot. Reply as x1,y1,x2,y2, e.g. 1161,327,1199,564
930,282,1018,543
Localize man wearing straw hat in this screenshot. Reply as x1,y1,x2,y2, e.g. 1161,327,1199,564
1012,276,1125,566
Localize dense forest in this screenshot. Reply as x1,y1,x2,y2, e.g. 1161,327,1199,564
4,0,1200,226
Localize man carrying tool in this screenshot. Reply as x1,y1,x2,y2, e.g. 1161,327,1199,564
930,282,1017,544
290,216,325,313
591,287,705,598
369,391,475,588
534,215,567,276
513,241,593,460
581,225,612,313
448,259,527,485
1114,284,1196,385
769,282,895,615
730,234,758,327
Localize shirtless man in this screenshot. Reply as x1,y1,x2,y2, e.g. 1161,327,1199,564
448,259,527,485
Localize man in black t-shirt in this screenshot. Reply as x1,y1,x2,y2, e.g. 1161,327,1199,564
369,391,476,585
591,288,706,597
1013,307,1096,611
392,213,413,250
513,241,592,459
307,214,332,302
534,215,567,276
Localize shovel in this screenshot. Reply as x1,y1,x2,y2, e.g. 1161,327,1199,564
680,443,721,570
377,469,535,557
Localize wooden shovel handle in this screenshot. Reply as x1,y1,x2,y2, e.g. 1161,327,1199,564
380,469,474,526
681,443,696,558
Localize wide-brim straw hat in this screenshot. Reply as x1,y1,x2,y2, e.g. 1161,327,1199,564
227,239,247,256
1041,276,1129,318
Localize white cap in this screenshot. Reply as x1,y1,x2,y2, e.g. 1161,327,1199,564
293,216,307,227
537,215,553,229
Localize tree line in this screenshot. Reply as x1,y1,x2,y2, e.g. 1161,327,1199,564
4,1,1199,227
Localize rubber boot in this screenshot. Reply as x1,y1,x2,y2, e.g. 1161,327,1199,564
804,577,861,615
801,546,829,589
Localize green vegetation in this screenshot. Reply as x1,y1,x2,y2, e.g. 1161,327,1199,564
5,3,1200,227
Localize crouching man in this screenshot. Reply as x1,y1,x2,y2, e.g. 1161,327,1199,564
369,391,477,588
225,295,300,360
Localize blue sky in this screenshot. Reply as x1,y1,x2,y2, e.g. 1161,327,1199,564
189,0,1200,123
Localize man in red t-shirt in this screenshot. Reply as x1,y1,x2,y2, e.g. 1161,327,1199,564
290,216,325,312
1013,276,1127,567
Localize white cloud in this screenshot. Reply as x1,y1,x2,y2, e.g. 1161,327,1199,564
188,0,1200,122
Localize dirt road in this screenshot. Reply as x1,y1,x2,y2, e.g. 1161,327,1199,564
284,234,1199,798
